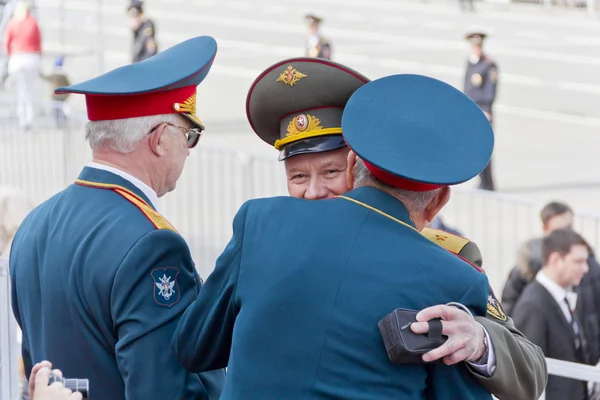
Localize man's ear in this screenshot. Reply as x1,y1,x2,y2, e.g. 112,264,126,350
346,150,357,190
547,252,561,267
149,123,166,157
424,186,451,225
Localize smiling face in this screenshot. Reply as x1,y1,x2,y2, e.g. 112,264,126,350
284,147,350,200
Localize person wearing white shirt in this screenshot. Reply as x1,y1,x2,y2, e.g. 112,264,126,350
513,228,595,400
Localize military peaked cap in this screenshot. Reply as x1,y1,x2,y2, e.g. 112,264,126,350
56,36,217,131
246,58,369,160
342,74,494,191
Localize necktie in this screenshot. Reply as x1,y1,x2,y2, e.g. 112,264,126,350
564,297,591,400
564,297,583,350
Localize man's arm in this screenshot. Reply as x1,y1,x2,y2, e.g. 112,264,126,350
425,273,493,400
471,312,547,400
415,231,547,399
470,283,547,400
484,61,498,105
173,201,249,373
412,284,547,400
111,229,224,400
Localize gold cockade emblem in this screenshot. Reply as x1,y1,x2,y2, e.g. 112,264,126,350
276,65,307,87
286,114,323,136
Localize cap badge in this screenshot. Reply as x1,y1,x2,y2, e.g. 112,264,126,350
173,92,205,128
470,73,483,87
294,114,308,132
173,92,197,114
287,113,322,136
276,65,307,87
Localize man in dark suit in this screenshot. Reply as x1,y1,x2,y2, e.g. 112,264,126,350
513,229,595,400
10,36,224,400
463,30,498,191
174,74,497,399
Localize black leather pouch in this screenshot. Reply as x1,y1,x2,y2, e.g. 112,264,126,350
377,308,447,364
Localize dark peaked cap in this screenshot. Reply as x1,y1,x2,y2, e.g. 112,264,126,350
246,58,369,160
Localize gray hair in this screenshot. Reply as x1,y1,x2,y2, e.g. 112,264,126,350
353,158,441,217
85,113,180,153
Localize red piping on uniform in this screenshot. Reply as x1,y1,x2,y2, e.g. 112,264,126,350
362,160,443,192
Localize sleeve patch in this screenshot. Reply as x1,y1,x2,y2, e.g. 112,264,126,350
487,288,507,321
151,267,181,307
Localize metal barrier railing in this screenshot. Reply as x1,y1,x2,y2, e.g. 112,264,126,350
0,256,20,400
3,125,600,395
2,123,600,291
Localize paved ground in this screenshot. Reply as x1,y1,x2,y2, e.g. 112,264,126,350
8,0,598,213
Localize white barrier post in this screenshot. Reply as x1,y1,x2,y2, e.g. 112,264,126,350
0,256,20,400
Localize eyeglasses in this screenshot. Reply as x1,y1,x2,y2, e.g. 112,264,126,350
150,122,203,149
164,122,203,149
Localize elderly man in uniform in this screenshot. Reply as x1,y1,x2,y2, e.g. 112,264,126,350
304,14,332,60
175,73,507,398
127,0,158,63
241,57,545,399
10,36,224,400
464,31,498,191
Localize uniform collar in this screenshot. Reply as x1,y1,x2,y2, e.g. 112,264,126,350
78,163,159,211
340,186,415,228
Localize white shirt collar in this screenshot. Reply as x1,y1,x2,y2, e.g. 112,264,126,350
536,270,578,312
87,162,159,211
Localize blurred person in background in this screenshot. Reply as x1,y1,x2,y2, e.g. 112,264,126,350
304,14,332,60
40,55,70,128
127,0,157,63
0,185,33,257
502,201,575,313
512,229,598,400
463,30,498,191
502,201,600,366
4,0,42,130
